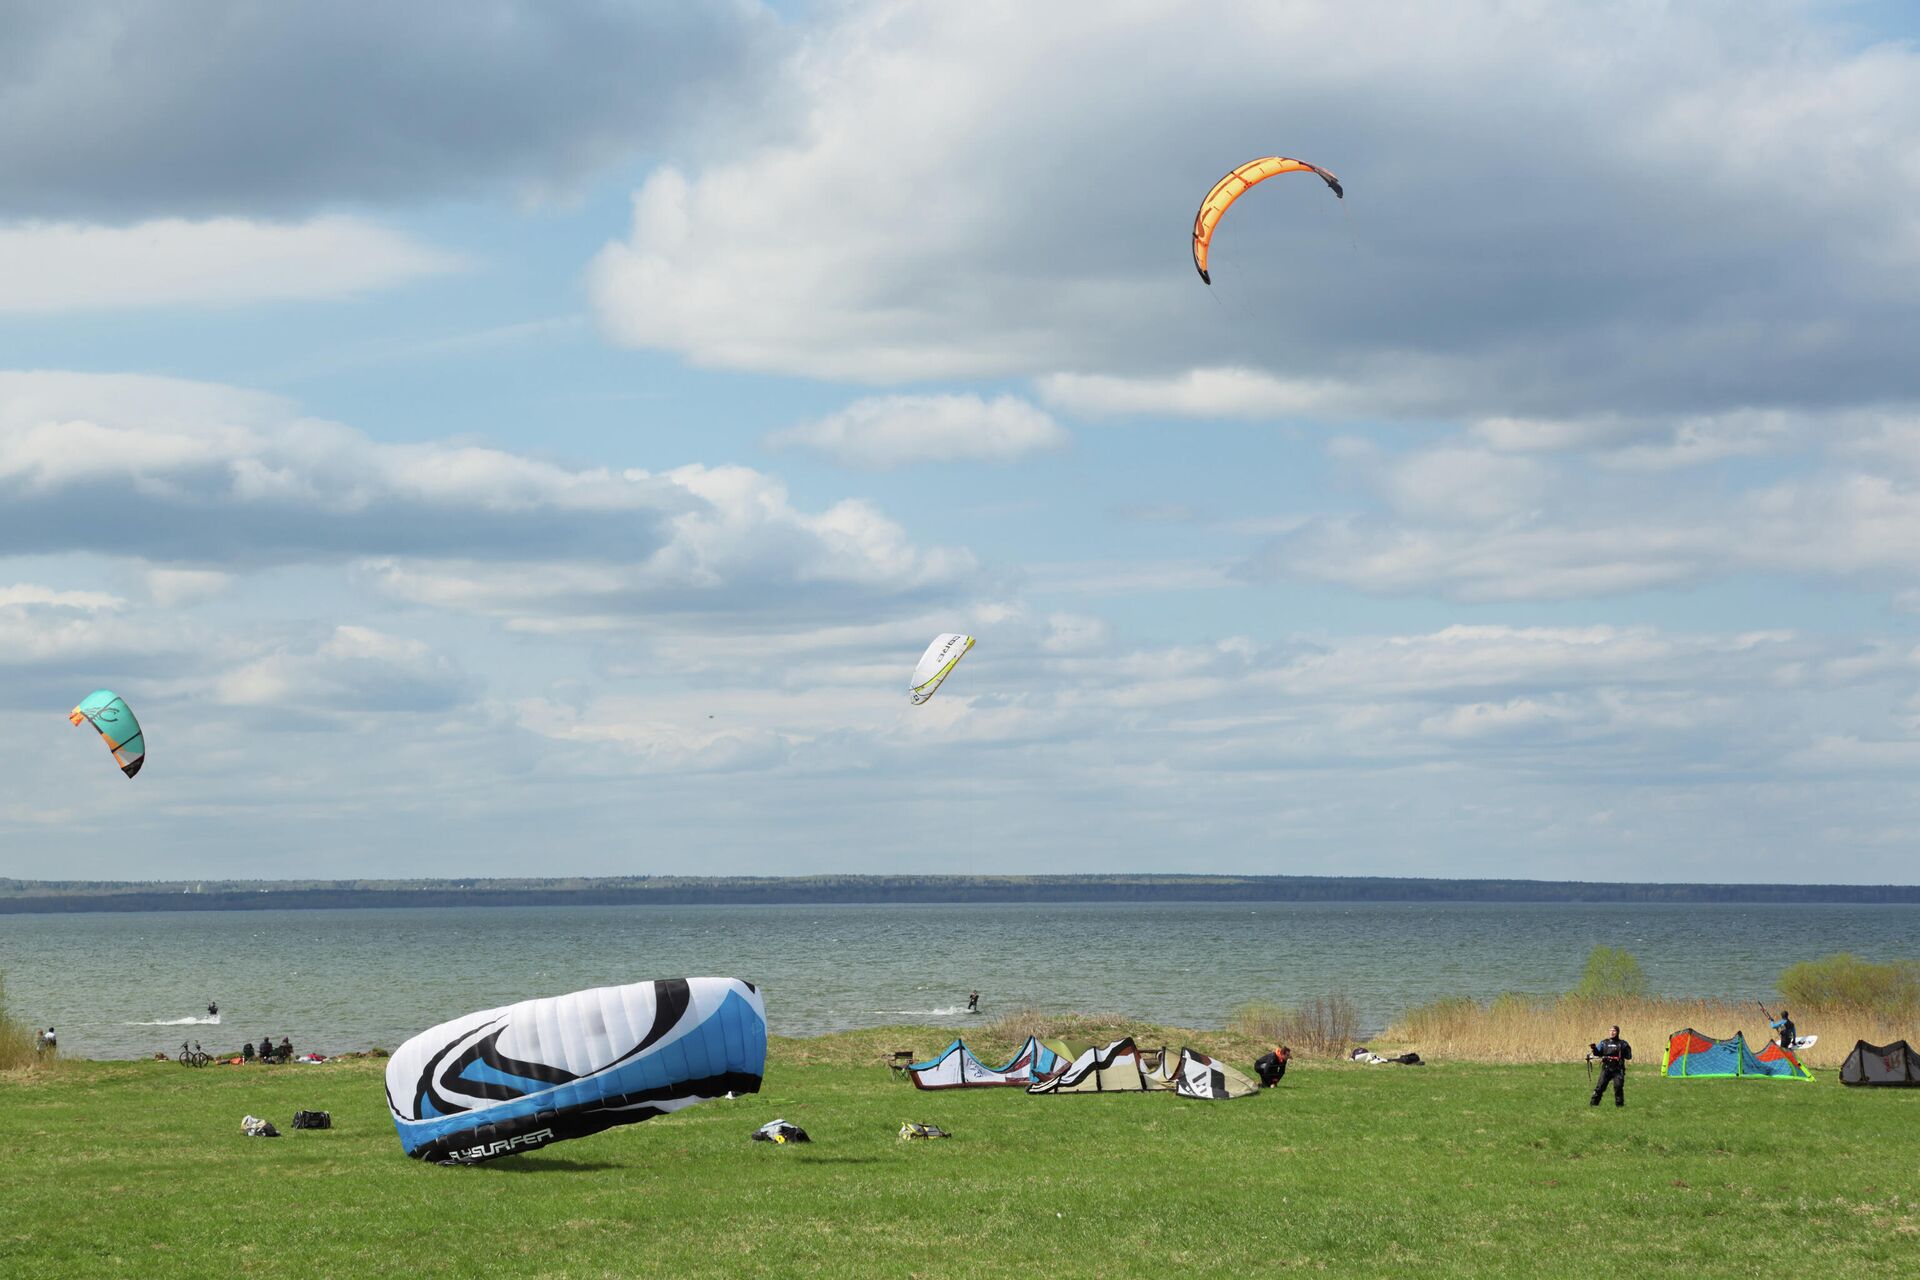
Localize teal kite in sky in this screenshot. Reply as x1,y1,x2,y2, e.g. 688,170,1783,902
69,690,145,778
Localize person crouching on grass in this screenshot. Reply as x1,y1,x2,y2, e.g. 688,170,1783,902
1255,1043,1290,1087
1588,1025,1632,1107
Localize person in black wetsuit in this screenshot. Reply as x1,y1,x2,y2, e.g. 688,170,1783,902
1771,1010,1797,1052
966,991,980,1014
1588,1026,1632,1107
1254,1043,1290,1087
207,1001,218,1018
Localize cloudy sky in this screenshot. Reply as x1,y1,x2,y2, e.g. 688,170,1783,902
4,0,1920,883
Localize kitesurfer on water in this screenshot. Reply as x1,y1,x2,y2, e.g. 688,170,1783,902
207,1001,218,1018
966,991,980,1014
1588,1026,1631,1107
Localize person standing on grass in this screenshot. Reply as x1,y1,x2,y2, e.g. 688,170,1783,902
1588,1025,1631,1107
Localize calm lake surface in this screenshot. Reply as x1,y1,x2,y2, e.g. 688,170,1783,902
4,901,1916,1059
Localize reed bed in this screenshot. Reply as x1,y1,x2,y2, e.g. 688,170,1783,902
1383,993,1915,1069
0,974,50,1072
1228,995,1361,1057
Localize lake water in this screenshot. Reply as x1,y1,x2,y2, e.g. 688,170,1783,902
4,901,1915,1059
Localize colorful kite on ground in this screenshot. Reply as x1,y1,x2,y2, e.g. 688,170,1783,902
1192,156,1343,284
1662,1028,1811,1080
69,690,145,778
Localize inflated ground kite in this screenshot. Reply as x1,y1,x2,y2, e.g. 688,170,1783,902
69,690,145,778
386,977,766,1164
909,633,974,705
1192,156,1343,284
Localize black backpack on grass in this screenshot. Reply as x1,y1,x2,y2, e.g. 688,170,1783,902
292,1110,332,1130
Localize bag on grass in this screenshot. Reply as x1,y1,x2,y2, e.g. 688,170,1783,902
292,1110,331,1130
898,1122,950,1140
751,1119,809,1144
241,1115,280,1138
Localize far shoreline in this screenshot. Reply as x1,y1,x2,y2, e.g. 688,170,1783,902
4,872,1920,915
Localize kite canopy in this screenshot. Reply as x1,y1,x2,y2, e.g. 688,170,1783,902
1027,1038,1154,1093
909,633,975,704
1191,156,1343,284
1662,1028,1811,1080
386,977,766,1164
1839,1039,1920,1086
69,690,145,778
1173,1047,1261,1100
907,1036,1065,1089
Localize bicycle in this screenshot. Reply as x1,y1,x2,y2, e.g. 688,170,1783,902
177,1040,210,1068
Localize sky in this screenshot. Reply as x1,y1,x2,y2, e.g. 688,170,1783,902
4,0,1920,883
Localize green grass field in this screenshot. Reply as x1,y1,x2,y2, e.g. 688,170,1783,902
4,1033,1916,1277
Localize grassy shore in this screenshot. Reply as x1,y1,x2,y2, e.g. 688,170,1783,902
4,1025,1917,1277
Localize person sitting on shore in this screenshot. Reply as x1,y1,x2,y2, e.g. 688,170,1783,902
242,1040,255,1062
256,1035,277,1063
278,1036,293,1062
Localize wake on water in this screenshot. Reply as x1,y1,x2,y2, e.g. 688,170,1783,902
126,1015,221,1026
876,1007,967,1017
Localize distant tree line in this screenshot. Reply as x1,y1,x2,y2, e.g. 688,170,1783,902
2,873,1919,914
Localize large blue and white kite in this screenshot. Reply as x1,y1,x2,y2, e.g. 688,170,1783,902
386,977,766,1164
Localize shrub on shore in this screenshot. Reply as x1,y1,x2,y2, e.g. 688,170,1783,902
1228,994,1359,1056
1778,954,1920,1015
1573,945,1648,998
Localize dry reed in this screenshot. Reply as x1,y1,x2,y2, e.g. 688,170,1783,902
1383,993,1914,1069
1228,994,1360,1057
0,973,49,1072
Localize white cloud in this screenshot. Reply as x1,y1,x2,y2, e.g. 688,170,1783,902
359,464,975,632
0,217,462,311
0,372,978,639
590,0,1920,421
1036,368,1361,420
212,624,465,713
767,393,1066,468
0,583,123,611
1240,425,1920,600
145,568,231,607
0,583,131,671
